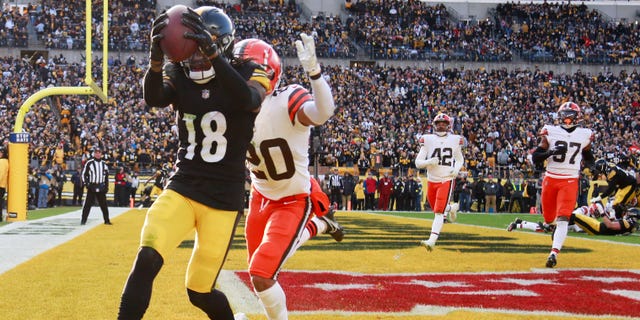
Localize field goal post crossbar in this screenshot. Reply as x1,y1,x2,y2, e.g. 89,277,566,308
7,0,109,221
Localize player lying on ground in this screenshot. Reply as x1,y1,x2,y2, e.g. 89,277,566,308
508,202,639,236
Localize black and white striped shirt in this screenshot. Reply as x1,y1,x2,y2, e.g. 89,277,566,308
82,158,109,185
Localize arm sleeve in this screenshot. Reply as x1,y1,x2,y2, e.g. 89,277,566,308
531,146,552,165
143,69,176,108
211,57,264,112
582,148,595,169
301,76,335,125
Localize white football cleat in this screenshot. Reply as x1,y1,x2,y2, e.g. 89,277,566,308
420,240,435,252
447,203,459,223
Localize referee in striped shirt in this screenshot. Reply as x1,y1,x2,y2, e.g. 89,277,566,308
81,148,111,225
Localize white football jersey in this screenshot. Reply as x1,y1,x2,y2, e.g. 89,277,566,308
416,133,464,182
248,84,312,200
541,125,593,179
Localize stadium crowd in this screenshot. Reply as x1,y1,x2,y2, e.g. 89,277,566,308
4,0,640,64
0,0,639,211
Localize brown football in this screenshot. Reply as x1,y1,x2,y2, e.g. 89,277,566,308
159,4,198,62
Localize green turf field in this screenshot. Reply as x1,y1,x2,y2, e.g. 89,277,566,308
2,207,639,320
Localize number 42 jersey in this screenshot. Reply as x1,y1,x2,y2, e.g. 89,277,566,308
247,84,313,200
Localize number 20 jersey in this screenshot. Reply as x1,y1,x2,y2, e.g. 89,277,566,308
541,125,593,179
248,84,312,200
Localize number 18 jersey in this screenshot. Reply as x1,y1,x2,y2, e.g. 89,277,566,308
248,84,313,200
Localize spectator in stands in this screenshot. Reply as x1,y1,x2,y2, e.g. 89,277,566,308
357,152,370,176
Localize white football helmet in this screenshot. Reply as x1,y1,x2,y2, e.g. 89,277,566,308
433,113,452,136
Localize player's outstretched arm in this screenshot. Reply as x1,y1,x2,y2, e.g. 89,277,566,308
295,33,335,126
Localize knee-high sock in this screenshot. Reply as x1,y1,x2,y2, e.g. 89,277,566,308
551,220,569,254
118,247,164,320
427,214,445,243
293,217,327,251
521,221,540,232
256,282,287,320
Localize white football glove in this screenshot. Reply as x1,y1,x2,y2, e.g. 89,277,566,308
590,196,602,204
424,157,439,167
294,33,321,77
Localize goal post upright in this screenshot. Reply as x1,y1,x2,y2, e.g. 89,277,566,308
7,0,109,221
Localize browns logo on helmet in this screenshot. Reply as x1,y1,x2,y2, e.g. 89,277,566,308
433,113,452,136
233,38,282,94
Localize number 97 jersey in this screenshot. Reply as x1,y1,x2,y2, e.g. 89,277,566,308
542,125,593,179
247,84,313,200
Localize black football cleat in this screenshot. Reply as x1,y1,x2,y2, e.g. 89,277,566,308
320,208,344,242
546,254,557,268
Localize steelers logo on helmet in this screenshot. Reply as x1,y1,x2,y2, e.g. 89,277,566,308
433,113,452,136
181,6,235,84
233,38,282,94
557,101,581,129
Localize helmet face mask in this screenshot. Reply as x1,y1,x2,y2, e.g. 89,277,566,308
558,101,581,128
182,51,215,84
432,113,451,136
182,6,235,84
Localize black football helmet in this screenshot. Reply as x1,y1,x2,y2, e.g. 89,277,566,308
197,6,235,58
626,208,639,231
182,6,235,84
594,159,611,175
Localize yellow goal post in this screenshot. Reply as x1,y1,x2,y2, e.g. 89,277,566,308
7,0,109,221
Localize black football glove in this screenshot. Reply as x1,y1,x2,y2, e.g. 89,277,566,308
549,145,567,156
182,8,219,59
149,13,168,64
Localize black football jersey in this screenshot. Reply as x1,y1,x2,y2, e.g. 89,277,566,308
157,61,260,210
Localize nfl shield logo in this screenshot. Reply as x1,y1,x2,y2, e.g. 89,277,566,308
201,89,210,99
